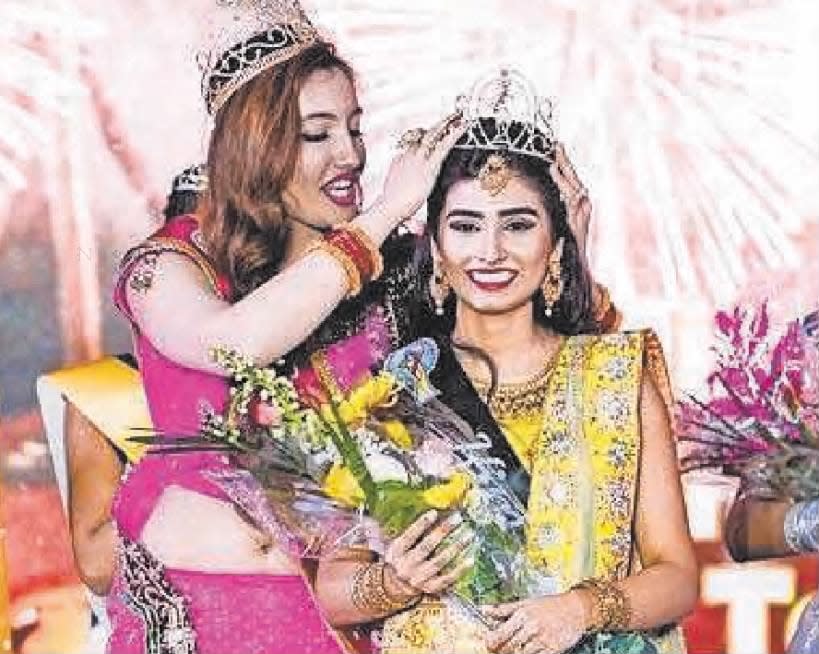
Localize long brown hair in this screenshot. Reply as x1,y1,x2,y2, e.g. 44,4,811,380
203,41,354,300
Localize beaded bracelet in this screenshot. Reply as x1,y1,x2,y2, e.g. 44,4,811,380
325,229,374,282
326,224,384,283
335,223,384,280
575,577,632,632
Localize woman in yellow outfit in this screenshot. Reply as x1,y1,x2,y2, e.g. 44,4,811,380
371,72,698,654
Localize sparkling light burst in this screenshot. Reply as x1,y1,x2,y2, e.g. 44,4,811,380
0,1,98,196
1,0,816,341
317,0,819,308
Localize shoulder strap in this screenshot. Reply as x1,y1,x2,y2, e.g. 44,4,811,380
430,338,531,504
113,215,230,322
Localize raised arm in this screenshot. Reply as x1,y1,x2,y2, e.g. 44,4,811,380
551,143,622,333
125,118,465,374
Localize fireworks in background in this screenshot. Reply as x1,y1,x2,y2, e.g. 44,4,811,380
0,2,817,652
2,0,818,378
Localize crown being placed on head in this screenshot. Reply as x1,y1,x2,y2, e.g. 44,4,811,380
199,0,319,115
172,164,209,194
453,69,556,162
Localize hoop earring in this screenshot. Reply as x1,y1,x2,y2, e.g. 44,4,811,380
429,263,451,316
542,238,565,317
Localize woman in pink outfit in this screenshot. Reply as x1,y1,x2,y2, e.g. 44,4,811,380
105,2,466,652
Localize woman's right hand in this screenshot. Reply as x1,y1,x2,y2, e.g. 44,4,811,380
376,113,467,228
383,509,475,599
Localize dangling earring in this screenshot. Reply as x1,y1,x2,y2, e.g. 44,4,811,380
542,238,565,317
429,261,451,316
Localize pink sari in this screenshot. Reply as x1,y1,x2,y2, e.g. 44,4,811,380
108,216,364,654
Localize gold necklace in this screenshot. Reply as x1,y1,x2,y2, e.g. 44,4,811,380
468,338,565,419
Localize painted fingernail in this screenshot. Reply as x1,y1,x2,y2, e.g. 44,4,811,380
425,510,438,522
447,512,463,527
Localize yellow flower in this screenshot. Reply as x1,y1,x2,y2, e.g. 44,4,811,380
321,463,365,508
326,373,399,427
421,472,471,510
380,420,413,449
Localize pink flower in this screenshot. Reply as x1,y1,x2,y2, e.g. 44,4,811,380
292,368,331,408
715,310,735,338
249,397,283,427
721,368,752,396
751,302,770,339
752,367,774,394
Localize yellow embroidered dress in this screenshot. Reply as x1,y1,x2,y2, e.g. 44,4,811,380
381,331,685,654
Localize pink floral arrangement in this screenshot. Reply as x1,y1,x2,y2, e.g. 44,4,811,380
678,304,819,499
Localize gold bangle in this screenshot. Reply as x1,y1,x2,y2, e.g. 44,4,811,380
335,223,384,281
575,578,631,632
304,239,362,298
349,562,416,616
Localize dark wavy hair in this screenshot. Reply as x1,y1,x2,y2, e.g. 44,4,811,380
417,118,600,337
203,42,355,301
163,190,202,223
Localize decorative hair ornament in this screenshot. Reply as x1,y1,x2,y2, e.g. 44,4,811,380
199,0,320,115
172,164,209,194
478,153,513,196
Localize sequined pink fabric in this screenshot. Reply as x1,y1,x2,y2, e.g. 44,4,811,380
107,215,351,654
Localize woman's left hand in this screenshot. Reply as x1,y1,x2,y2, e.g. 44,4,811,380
550,143,591,258
483,591,589,654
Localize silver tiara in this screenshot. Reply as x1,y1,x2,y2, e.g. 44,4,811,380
453,69,556,162
172,164,209,194
198,0,319,115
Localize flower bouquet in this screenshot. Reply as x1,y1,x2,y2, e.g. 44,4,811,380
678,303,819,500
132,321,537,621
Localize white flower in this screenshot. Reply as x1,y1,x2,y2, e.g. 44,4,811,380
414,438,456,478
364,451,409,484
